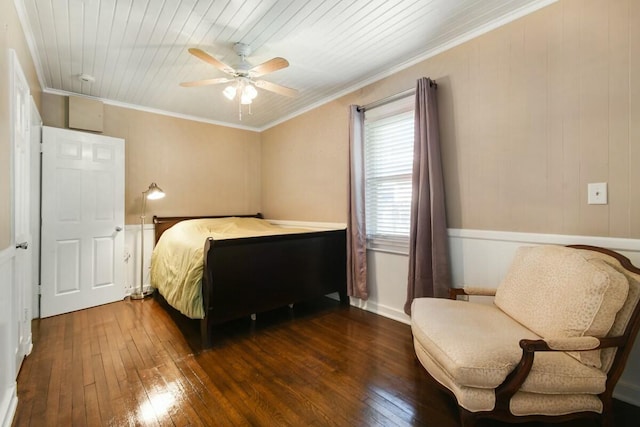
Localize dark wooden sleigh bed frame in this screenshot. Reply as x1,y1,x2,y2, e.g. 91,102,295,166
152,214,349,348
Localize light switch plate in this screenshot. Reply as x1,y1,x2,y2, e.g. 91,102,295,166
588,182,607,205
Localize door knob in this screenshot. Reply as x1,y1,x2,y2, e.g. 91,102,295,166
16,242,28,250
115,226,123,232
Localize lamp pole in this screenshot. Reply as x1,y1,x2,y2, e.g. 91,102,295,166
131,183,164,300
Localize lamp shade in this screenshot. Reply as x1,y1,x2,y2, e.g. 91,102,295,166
146,182,165,200
245,84,257,99
223,85,237,100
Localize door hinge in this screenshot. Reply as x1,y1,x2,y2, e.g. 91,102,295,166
37,285,41,296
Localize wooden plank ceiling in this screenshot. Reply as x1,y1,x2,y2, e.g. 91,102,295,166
19,0,554,130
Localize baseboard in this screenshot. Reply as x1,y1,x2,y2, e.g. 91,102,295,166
350,298,411,325
124,284,154,297
24,334,33,357
325,293,411,325
614,380,640,407
0,383,17,427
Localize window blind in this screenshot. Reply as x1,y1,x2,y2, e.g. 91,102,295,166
364,106,414,247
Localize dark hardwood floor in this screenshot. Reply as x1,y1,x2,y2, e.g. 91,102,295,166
12,297,640,426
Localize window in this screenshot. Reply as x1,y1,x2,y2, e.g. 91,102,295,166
364,97,414,251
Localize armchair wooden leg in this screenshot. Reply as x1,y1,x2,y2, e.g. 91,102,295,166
459,408,477,427
601,395,614,427
601,411,614,427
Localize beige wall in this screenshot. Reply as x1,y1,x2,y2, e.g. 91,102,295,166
41,94,261,224
262,0,640,238
0,0,41,249
261,100,350,222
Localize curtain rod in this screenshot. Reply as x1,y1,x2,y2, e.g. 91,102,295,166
358,88,415,112
357,79,437,112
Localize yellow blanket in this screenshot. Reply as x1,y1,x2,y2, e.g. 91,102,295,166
150,217,313,319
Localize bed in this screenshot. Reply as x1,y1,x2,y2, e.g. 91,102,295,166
151,214,348,348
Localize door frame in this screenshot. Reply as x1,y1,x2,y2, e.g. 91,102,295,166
30,99,42,319
10,49,33,375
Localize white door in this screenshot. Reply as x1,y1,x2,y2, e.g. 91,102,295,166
12,50,32,376
41,127,125,317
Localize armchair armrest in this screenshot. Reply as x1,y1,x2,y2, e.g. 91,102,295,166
449,287,497,300
520,336,626,352
494,335,627,411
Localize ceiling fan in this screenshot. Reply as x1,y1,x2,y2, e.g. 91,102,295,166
180,43,298,104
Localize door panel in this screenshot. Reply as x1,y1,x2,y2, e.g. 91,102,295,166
41,127,125,318
55,239,80,294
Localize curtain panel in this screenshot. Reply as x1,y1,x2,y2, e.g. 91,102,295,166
347,105,368,300
404,77,451,315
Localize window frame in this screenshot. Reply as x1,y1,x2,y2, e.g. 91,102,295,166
363,96,414,254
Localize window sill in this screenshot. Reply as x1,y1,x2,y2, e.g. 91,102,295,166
366,239,409,256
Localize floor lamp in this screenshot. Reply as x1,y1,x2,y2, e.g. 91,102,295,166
131,182,165,300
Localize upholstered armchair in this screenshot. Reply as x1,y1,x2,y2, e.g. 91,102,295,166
411,245,640,427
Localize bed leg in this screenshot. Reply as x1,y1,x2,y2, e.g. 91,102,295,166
339,290,350,306
250,313,256,321
200,318,212,349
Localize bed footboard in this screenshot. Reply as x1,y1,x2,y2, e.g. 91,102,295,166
201,229,347,347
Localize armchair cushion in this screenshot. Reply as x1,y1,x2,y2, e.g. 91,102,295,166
578,249,640,372
411,298,607,393
494,246,629,368
413,338,604,415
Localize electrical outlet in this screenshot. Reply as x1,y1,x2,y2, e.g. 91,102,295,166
588,182,607,205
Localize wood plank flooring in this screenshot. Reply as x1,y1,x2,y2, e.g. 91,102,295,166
12,297,640,426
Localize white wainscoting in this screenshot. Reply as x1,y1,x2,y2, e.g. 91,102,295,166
350,250,412,324
124,224,155,296
0,248,18,427
352,229,640,407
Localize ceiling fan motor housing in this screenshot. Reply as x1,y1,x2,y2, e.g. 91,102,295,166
233,42,252,58
233,43,252,75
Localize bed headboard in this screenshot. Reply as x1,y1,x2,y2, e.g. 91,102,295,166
152,213,263,243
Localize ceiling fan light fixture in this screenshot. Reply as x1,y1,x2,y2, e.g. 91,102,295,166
240,93,253,105
244,84,257,100
223,85,237,100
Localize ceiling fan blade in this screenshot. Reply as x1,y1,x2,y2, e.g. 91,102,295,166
254,80,298,97
249,57,289,77
180,77,233,87
188,48,235,74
